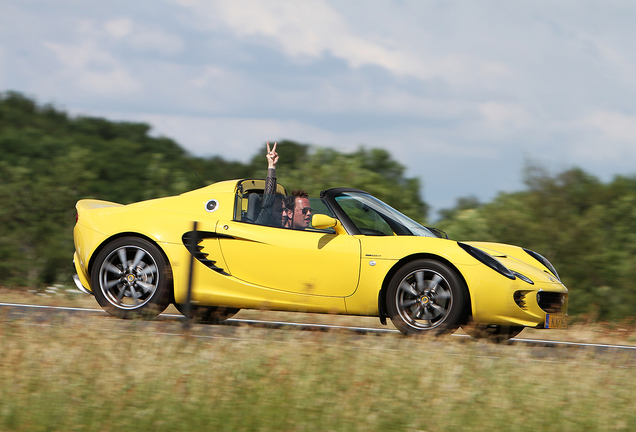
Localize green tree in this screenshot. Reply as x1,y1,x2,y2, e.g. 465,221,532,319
0,93,197,286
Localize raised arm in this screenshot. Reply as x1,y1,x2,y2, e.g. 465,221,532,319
266,141,279,170
254,142,280,225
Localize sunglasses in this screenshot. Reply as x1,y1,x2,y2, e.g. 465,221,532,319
300,207,313,215
274,207,287,213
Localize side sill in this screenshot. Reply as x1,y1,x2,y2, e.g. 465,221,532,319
73,274,93,296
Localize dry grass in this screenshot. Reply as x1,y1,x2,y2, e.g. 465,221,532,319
0,300,635,432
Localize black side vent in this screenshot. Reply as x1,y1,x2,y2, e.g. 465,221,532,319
182,231,231,275
514,290,532,310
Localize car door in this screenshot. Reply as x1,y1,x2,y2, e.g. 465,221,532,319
216,198,361,297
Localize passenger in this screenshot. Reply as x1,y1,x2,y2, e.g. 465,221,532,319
254,142,282,226
272,193,291,228
285,189,313,229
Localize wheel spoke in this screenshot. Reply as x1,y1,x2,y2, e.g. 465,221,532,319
425,308,439,325
401,298,418,308
416,307,431,321
435,289,451,302
412,304,424,319
430,303,447,317
415,271,426,293
118,248,128,268
116,286,126,301
129,286,140,305
104,262,123,275
136,281,155,293
429,274,443,292
399,281,418,297
131,248,146,269
104,279,121,289
139,264,157,276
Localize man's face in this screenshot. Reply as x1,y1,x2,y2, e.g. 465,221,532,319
292,197,312,229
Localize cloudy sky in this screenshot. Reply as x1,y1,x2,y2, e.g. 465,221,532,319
2,1,636,217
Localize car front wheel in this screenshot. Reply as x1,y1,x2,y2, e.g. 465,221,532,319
387,259,468,336
91,237,172,319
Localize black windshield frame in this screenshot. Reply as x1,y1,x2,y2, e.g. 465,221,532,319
320,187,438,237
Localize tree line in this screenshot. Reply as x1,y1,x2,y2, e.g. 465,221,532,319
0,92,425,289
1,91,635,320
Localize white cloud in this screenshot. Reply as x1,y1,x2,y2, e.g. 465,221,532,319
0,46,5,85
587,110,636,142
104,110,500,166
100,17,184,54
44,40,140,96
104,17,134,38
37,15,183,98
170,0,510,86
123,25,184,55
571,110,636,162
125,113,340,160
478,102,533,132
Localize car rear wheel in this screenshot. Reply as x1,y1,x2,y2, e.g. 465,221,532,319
174,303,240,324
91,237,172,319
387,259,468,336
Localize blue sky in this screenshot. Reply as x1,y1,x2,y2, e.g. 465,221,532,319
2,1,636,218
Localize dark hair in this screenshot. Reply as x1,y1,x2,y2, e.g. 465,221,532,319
285,189,308,210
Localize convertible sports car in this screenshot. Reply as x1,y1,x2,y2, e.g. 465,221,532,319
73,178,568,339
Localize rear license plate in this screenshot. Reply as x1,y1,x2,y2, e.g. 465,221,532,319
545,314,567,329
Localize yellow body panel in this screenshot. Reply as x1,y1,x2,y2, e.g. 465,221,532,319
160,241,347,313
73,179,568,329
216,221,360,297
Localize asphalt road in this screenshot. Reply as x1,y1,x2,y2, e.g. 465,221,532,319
1,301,636,356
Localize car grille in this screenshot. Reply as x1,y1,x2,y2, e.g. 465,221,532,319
538,292,567,314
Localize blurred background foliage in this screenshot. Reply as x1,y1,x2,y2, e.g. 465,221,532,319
1,91,635,320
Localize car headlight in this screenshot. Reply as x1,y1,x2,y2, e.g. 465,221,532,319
523,248,560,281
511,270,534,285
458,242,516,280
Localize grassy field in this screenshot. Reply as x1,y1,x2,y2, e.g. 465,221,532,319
1,288,636,432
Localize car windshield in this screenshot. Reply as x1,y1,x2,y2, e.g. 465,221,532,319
334,192,438,237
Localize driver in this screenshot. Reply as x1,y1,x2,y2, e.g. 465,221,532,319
285,189,312,229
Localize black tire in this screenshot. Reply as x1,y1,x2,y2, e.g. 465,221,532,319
462,324,524,342
91,237,172,319
387,259,468,336
173,303,240,324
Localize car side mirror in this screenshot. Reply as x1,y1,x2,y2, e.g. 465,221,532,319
311,214,347,235
311,214,337,229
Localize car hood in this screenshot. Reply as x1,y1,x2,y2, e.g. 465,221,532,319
462,241,560,283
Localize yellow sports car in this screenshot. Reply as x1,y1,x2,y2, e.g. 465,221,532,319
73,179,568,339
